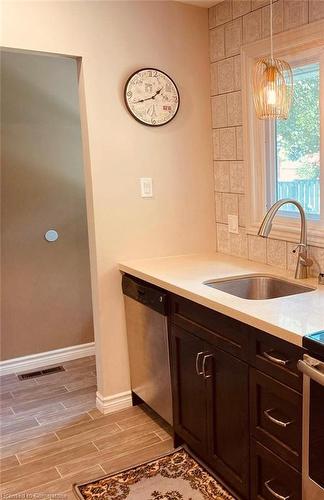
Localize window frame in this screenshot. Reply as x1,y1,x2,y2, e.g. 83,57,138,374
242,20,324,247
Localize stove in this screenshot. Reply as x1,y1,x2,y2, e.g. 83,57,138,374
303,330,324,361
298,331,324,499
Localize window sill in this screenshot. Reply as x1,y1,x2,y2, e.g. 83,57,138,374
247,221,324,248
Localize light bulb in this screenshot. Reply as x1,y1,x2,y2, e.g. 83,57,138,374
253,58,293,119
266,84,276,105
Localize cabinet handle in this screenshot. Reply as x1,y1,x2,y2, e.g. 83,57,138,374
264,479,291,500
263,351,290,366
195,352,204,376
264,408,294,428
202,354,213,379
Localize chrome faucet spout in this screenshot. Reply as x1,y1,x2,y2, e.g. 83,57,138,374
257,199,312,279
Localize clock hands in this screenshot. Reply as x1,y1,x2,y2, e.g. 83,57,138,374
134,87,164,104
154,87,163,97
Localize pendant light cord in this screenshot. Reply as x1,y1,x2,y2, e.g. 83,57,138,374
270,0,273,61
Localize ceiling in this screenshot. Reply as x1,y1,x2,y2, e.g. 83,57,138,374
176,0,221,8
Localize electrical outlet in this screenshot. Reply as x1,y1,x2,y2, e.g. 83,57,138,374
228,215,239,234
140,177,153,198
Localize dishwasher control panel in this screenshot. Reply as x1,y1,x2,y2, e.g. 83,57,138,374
122,274,167,315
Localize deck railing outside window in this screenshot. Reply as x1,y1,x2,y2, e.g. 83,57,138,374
277,179,320,217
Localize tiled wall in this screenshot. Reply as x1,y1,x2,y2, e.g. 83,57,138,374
209,0,324,276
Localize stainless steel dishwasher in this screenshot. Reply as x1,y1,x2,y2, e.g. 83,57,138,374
122,274,173,425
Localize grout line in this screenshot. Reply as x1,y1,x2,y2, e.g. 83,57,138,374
153,431,164,442
208,0,280,33
98,463,106,474
114,422,123,432
91,440,100,452
55,465,63,478
87,411,95,421
212,124,239,131
6,407,14,416
54,431,60,441
99,438,174,474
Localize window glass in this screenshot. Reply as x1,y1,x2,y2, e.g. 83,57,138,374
275,63,320,219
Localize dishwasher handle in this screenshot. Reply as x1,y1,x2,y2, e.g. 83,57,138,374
122,274,167,315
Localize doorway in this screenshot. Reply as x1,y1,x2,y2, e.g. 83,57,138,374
1,49,94,362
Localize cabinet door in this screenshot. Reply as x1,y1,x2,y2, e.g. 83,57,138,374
205,347,250,499
170,324,208,455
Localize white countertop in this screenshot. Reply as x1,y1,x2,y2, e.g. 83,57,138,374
119,252,324,347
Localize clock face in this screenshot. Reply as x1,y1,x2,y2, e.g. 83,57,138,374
124,68,180,126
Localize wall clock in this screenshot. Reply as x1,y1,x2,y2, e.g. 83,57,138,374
124,68,180,127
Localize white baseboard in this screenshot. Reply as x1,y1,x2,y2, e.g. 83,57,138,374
0,342,95,376
96,390,132,415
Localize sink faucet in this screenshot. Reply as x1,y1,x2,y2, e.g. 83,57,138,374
258,198,313,279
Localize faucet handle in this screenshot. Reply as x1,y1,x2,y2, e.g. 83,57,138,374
292,243,307,254
292,243,313,268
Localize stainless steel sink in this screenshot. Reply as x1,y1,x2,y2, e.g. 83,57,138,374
204,274,314,300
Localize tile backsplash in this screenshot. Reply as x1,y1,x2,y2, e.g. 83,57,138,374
209,0,324,277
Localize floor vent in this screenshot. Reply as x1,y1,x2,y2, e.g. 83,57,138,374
18,366,65,380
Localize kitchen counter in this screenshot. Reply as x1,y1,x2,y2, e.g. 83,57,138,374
119,252,324,346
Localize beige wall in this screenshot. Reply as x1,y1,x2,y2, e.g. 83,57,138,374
1,1,215,396
209,0,324,272
1,50,94,360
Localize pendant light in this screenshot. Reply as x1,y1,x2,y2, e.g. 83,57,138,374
252,0,293,120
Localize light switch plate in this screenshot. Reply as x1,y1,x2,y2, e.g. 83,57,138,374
140,177,153,198
228,215,239,234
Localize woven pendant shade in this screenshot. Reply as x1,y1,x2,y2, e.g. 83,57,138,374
253,57,293,120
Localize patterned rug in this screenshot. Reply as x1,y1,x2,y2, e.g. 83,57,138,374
73,447,235,499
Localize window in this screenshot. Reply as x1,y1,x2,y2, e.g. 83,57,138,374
242,22,324,246
268,62,321,220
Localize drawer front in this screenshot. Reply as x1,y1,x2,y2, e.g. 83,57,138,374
251,440,301,500
170,294,249,361
250,369,302,470
250,330,303,392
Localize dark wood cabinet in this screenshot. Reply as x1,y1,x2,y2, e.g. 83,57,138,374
168,293,304,500
250,368,302,470
250,440,301,500
206,346,250,498
171,294,249,361
170,325,207,453
249,329,303,392
120,282,304,500
170,318,250,498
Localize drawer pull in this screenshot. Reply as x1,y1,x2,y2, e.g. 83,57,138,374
264,479,291,500
264,408,294,428
263,351,290,366
202,354,213,379
195,352,204,376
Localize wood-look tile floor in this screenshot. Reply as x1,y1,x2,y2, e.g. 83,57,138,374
0,356,174,499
